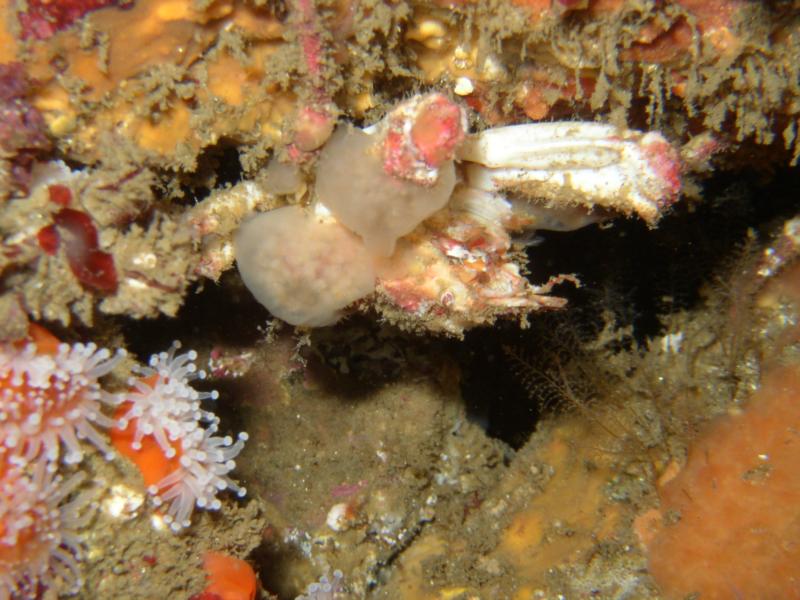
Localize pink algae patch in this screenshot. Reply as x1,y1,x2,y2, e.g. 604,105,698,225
641,366,800,599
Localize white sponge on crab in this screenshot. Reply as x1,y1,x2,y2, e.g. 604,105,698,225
234,205,377,327
315,126,456,257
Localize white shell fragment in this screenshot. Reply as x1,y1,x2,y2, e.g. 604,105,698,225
458,122,681,224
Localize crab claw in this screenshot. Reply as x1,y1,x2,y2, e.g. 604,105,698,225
457,122,682,225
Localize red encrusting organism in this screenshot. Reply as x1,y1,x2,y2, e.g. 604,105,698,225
36,202,119,293
637,365,800,598
47,184,72,207
197,551,257,600
36,223,60,255
16,0,123,40
0,63,51,196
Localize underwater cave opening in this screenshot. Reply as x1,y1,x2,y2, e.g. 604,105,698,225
118,270,268,362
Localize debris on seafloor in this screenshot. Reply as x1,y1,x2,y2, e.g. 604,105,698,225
1,0,800,598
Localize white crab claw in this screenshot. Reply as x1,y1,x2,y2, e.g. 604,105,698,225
457,122,682,225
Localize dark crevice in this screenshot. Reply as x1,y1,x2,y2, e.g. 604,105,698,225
458,164,800,448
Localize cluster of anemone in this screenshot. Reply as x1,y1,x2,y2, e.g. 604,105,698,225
295,569,346,600
112,342,248,532
0,462,91,599
0,328,248,598
0,328,122,598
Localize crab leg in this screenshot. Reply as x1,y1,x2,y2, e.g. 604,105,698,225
458,122,682,225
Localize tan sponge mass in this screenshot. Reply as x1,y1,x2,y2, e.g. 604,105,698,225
234,206,377,327
316,126,455,257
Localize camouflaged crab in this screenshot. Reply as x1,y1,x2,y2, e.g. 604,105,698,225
200,93,682,336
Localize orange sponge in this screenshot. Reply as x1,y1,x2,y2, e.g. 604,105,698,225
24,323,60,354
201,551,256,600
641,366,800,599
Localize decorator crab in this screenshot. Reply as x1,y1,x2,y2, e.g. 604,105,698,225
196,92,681,336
